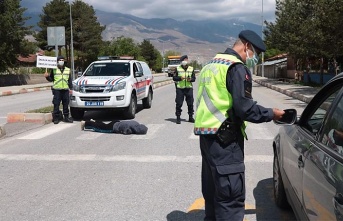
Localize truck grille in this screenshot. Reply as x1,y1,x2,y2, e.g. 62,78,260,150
80,96,111,102
83,86,107,93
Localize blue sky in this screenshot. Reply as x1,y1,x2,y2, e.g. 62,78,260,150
21,0,276,24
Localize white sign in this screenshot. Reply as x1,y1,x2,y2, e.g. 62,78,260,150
47,26,65,46
36,56,57,69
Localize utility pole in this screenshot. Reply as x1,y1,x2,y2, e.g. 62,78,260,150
69,1,75,80
261,0,265,77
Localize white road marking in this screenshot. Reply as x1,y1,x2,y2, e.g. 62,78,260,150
76,133,103,140
18,124,74,140
131,124,165,139
189,129,198,139
0,154,272,163
246,123,275,140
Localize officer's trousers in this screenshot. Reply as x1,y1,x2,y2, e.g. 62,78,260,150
175,87,194,116
52,89,70,119
199,134,245,221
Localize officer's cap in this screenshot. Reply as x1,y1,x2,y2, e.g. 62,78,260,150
57,55,65,61
180,55,188,61
238,30,266,53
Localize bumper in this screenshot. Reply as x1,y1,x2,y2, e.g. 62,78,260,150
70,91,129,109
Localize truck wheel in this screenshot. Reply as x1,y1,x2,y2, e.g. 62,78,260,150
142,89,152,109
124,94,137,119
70,107,84,120
273,154,290,209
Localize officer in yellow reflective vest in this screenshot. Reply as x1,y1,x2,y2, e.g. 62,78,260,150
44,55,73,124
194,30,285,221
173,55,196,124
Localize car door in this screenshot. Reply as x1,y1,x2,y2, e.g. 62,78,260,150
133,62,146,100
281,78,342,219
302,81,343,220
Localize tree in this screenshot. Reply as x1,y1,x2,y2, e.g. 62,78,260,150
139,40,158,70
71,0,105,69
0,0,32,72
100,36,141,59
35,0,105,70
35,0,69,56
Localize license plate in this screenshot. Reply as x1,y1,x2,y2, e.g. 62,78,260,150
85,101,104,106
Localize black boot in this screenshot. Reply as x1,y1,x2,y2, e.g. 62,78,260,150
176,116,181,124
63,115,73,123
188,115,195,123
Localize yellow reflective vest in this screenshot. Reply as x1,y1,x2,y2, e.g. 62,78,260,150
194,54,247,139
176,65,194,88
53,67,70,90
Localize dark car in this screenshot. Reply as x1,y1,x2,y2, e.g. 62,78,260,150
273,73,343,220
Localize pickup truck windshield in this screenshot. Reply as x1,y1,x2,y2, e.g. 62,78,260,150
84,62,130,76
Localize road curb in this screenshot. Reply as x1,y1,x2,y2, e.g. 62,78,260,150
253,79,314,104
0,86,51,97
7,113,52,124
0,124,5,138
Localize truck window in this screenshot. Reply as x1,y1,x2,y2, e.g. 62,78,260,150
84,63,130,76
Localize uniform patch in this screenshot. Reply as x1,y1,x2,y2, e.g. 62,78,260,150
244,80,252,98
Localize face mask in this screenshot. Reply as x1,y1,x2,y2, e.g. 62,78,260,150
245,48,258,68
58,61,64,66
181,61,188,66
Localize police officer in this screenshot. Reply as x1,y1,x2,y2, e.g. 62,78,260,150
173,55,196,124
44,55,73,124
194,30,285,220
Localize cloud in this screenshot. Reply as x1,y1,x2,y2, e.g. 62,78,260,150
22,0,276,24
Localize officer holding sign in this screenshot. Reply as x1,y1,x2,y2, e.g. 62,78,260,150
44,55,73,124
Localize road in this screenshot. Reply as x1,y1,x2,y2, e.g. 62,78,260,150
0,80,303,220
0,74,172,125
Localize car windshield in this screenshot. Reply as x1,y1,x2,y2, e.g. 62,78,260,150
168,60,181,65
84,62,130,76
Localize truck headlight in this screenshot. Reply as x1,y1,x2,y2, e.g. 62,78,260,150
73,84,80,92
112,82,126,91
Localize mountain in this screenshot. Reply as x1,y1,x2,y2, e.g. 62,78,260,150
24,10,262,63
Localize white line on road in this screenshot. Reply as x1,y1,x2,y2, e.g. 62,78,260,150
131,124,165,139
246,123,275,140
0,154,272,163
18,124,74,140
77,133,103,140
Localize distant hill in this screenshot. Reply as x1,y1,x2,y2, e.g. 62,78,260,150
24,10,262,63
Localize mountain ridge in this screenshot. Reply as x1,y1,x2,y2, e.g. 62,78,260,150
24,10,262,63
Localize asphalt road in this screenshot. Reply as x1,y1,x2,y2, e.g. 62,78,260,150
0,80,301,220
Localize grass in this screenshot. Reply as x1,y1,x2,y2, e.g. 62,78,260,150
25,105,61,113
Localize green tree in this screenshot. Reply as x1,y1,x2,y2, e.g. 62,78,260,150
35,0,69,56
35,0,105,70
0,0,32,72
139,39,158,70
100,36,141,59
71,0,105,69
265,0,343,78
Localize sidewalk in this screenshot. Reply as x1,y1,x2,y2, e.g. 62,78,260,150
0,83,52,96
252,75,320,104
0,75,321,138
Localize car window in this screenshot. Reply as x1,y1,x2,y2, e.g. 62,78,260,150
133,62,143,77
84,62,130,77
321,94,343,155
303,89,340,135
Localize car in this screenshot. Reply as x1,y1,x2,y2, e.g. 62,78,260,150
273,73,343,220
70,56,154,120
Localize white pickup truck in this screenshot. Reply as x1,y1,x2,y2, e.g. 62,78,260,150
70,56,154,119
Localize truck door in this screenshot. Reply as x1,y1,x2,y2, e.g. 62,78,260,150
133,62,146,100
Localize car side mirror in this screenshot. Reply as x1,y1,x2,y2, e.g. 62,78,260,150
273,109,297,125
134,71,143,77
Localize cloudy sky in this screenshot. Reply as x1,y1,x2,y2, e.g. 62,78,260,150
22,0,276,24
